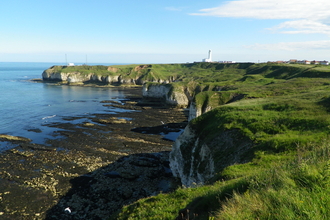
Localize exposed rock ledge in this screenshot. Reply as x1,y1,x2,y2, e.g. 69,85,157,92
0,134,31,142
42,65,175,85
169,122,253,187
142,84,189,108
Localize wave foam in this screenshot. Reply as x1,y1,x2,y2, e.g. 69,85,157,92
42,115,56,120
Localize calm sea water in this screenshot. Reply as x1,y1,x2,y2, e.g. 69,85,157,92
0,62,129,150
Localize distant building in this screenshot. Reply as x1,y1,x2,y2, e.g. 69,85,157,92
67,63,75,66
297,60,311,65
310,60,329,65
320,60,329,65
267,61,286,64
202,50,212,62
219,61,236,64
266,59,328,65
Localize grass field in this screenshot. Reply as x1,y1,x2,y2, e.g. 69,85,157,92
51,63,330,219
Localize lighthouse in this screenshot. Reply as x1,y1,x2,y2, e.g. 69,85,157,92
202,50,212,62
208,50,212,62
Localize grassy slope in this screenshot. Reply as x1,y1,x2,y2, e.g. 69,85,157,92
109,63,330,219
65,63,330,219
108,63,330,219
46,63,252,84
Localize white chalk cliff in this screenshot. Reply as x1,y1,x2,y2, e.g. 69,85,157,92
169,123,253,187
142,84,189,107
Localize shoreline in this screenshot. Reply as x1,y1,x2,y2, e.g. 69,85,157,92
0,82,144,151
0,86,187,219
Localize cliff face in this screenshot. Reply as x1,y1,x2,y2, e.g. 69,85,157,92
142,84,189,107
188,100,215,121
169,122,254,187
42,65,175,85
169,125,211,187
42,71,131,85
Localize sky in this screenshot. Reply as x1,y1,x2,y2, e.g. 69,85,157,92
1,0,330,64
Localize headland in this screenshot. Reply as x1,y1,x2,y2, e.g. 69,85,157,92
2,62,330,219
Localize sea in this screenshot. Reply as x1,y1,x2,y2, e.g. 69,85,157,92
0,62,130,151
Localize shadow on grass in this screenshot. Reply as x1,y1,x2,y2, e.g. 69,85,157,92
175,179,249,220
318,96,330,112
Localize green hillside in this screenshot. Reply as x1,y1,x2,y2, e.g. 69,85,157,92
110,63,330,219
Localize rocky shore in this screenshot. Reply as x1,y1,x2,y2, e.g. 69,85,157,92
0,87,187,219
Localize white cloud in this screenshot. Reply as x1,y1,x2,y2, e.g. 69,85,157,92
191,0,330,35
268,20,330,35
191,0,330,20
246,40,330,51
165,7,182,11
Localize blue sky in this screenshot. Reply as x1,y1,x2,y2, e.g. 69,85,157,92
1,0,330,63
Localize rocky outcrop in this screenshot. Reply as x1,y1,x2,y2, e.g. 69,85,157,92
188,93,246,121
0,134,31,143
42,71,89,83
42,71,125,84
188,102,205,121
169,122,254,187
142,84,189,107
42,65,172,85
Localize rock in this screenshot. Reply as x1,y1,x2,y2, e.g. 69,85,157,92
0,134,31,142
93,117,131,124
142,84,189,107
158,179,172,192
120,187,133,199
119,170,139,180
20,143,56,151
104,171,121,178
129,157,159,167
70,175,96,188
82,122,95,127
146,168,163,179
133,65,151,72
10,149,34,157
170,124,253,187
27,128,42,133
163,167,173,177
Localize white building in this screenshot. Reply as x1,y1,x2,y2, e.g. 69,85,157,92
202,50,212,62
297,60,311,65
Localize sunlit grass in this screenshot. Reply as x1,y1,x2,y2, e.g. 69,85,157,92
91,62,330,219
217,143,330,220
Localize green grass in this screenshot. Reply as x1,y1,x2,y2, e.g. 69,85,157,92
217,143,330,220
112,144,330,219
190,97,330,156
111,178,250,220
51,62,330,219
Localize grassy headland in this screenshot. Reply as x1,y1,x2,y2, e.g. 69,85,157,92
108,63,330,219
43,63,330,218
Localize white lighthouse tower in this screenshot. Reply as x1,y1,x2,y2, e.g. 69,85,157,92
208,50,212,62
203,50,212,62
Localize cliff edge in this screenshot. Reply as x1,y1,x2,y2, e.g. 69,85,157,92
42,64,176,85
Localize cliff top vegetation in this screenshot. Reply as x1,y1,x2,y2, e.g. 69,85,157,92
109,62,330,219
44,63,330,219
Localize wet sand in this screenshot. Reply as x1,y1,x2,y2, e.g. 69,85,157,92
0,87,188,219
